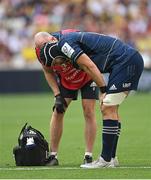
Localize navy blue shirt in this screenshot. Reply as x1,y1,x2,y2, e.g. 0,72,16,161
56,32,137,73
51,31,61,40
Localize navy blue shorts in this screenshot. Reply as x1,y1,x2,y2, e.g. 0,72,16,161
107,52,144,94
59,80,99,100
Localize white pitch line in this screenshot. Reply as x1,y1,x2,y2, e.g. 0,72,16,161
0,166,151,171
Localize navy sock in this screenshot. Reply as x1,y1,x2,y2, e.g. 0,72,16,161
112,122,121,158
101,119,118,162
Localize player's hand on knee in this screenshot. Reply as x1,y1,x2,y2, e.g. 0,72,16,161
53,94,67,113
99,93,106,105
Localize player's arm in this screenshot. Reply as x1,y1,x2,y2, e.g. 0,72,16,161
76,53,106,93
42,65,67,113
42,65,60,96
59,39,106,93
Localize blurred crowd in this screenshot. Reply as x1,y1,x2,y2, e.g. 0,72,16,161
0,0,151,70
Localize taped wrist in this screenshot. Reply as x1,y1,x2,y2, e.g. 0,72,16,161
99,86,107,93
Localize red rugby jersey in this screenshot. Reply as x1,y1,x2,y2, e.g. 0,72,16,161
35,47,91,90
52,63,91,90
35,29,91,90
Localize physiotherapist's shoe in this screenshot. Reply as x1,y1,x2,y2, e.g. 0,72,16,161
80,155,92,168
45,155,59,166
80,156,114,168
110,157,119,167
84,155,93,164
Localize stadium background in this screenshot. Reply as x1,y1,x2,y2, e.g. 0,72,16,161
0,0,151,92
0,0,151,179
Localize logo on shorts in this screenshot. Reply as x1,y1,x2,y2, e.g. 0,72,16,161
109,84,117,91
123,83,131,88
90,82,97,91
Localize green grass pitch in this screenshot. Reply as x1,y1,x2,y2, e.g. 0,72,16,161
0,93,151,179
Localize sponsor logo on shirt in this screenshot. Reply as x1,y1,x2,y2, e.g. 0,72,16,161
61,42,75,58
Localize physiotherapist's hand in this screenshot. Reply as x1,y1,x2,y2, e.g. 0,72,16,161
99,93,106,113
99,93,106,105
53,94,68,113
99,86,107,105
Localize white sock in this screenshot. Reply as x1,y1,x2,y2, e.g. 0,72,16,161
85,152,92,157
50,152,57,158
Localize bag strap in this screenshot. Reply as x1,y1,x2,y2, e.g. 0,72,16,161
18,123,28,144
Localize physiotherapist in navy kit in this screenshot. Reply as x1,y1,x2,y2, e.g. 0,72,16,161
38,31,144,168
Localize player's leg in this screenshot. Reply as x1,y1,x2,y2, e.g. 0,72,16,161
80,81,99,166
82,99,97,162
81,92,128,168
100,104,122,167
99,91,130,166
111,105,121,167
50,111,64,153
81,51,144,168
96,53,144,168
47,98,72,166
47,85,78,166
100,52,144,167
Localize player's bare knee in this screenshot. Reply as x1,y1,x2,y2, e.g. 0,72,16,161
101,105,117,117
83,106,95,122
84,110,94,122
